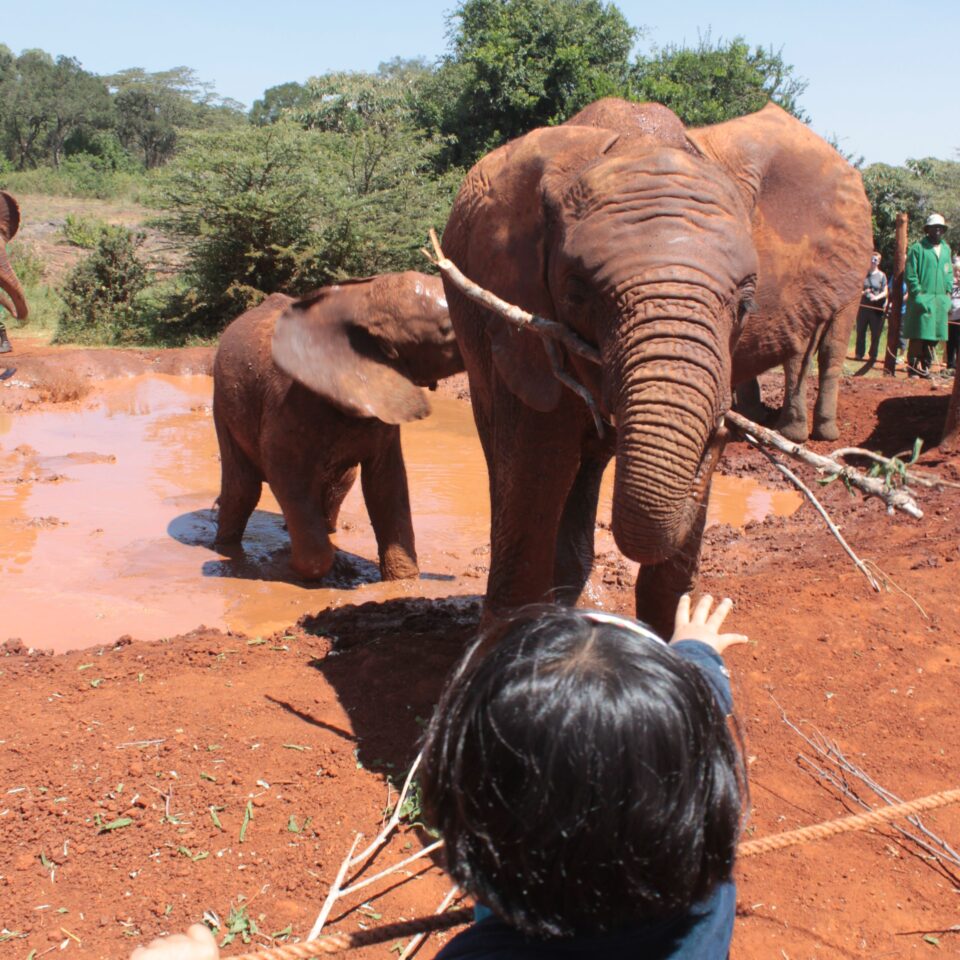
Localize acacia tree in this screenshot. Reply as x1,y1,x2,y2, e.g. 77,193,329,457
0,49,112,168
631,36,808,127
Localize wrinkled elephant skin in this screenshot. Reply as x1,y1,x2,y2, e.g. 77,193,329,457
213,272,462,582
443,99,872,634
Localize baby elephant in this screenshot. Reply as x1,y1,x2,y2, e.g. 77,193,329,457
212,271,462,581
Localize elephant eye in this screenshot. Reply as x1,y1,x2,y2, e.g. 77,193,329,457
565,276,592,306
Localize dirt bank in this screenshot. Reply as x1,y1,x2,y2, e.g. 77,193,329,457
1,346,959,959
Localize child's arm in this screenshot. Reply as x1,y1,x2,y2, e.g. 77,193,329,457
130,925,219,960
670,594,748,714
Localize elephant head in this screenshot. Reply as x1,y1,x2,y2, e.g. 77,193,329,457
443,125,759,565
0,191,28,321
271,271,462,423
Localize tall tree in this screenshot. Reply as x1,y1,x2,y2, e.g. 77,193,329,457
0,50,112,168
631,35,808,127
436,0,637,165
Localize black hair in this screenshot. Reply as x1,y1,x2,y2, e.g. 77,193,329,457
419,606,746,940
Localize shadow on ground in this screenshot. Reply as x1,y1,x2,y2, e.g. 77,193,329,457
295,596,483,767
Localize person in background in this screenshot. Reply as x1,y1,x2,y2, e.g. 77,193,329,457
854,252,888,361
903,213,953,379
947,256,960,374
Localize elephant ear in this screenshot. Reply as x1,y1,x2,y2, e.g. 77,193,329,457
687,104,872,332
442,125,619,412
0,192,21,241
271,285,431,424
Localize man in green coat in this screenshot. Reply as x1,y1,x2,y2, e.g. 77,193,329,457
903,213,953,378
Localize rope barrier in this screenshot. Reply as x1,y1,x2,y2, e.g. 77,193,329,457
738,787,960,856
226,788,959,958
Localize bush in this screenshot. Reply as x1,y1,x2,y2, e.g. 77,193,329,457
55,228,149,344
61,214,131,249
6,241,62,335
0,157,147,201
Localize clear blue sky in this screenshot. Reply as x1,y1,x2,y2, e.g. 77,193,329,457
6,1,958,166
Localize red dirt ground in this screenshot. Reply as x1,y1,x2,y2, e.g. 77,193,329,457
2,345,959,959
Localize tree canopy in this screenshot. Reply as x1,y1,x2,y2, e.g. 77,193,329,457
631,36,809,127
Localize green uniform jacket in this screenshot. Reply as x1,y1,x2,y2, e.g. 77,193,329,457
902,238,953,340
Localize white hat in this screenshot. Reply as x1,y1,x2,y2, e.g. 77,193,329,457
925,213,947,227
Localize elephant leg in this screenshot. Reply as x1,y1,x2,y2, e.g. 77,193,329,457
634,496,709,640
776,348,815,443
732,377,764,421
360,431,419,581
553,448,613,605
323,465,358,533
268,471,337,580
484,393,584,614
214,416,262,545
812,301,857,441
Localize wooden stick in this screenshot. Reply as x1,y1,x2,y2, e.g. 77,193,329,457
746,437,881,591
723,410,924,519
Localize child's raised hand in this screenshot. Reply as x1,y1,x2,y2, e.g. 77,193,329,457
130,925,219,960
671,594,748,654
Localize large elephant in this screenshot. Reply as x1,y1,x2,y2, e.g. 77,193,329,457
0,191,29,356
442,98,871,635
213,272,462,581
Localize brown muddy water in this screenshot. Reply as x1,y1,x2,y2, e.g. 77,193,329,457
1,375,800,651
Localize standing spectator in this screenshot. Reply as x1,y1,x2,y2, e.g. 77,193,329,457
854,252,888,361
948,255,960,373
903,213,953,379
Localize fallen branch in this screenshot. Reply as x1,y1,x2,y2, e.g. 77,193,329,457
746,437,881,591
723,410,923,519
306,754,426,942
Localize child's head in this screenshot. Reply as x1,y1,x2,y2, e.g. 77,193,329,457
420,607,745,940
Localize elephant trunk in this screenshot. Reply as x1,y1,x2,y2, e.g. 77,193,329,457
0,243,28,321
609,294,729,564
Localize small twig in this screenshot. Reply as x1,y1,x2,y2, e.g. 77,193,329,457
774,697,960,876
725,410,923,519
115,739,166,749
306,754,425,942
337,840,444,898
307,834,362,942
397,886,461,960
860,559,929,620
746,437,881,591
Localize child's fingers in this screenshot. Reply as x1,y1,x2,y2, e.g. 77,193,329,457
691,593,714,625
674,593,692,630
706,597,734,629
714,633,750,653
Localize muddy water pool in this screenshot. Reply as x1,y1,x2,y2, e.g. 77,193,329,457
1,375,800,651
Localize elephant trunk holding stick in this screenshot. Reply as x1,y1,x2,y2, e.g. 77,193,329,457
212,271,462,582
441,98,871,636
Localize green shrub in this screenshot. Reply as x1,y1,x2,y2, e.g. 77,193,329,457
6,241,61,335
0,160,148,201
60,214,131,249
55,228,149,344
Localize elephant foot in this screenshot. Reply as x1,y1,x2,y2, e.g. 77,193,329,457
380,547,419,581
774,417,810,444
811,420,840,442
290,547,336,581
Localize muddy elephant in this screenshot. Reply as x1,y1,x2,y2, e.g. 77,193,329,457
212,272,462,581
0,191,29,355
568,99,871,442
442,98,871,635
